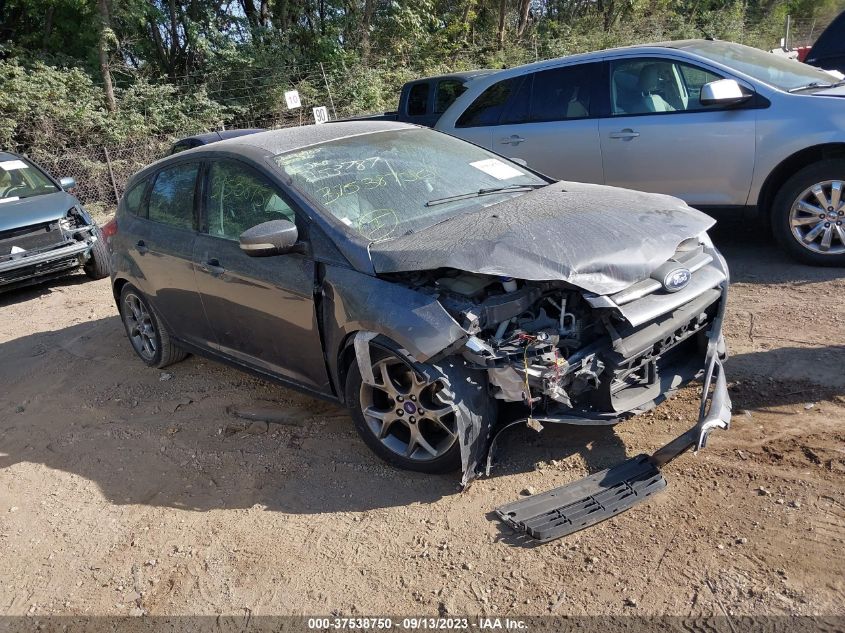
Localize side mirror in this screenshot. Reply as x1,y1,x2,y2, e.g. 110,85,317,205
510,157,528,167
239,219,301,257
699,79,753,107
59,176,76,191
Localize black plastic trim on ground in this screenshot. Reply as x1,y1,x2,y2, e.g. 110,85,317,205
495,454,667,542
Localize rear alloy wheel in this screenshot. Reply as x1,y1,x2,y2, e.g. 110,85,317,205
772,160,845,266
118,285,188,368
345,349,494,474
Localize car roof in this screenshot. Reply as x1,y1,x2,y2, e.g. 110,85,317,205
0,151,24,161
173,128,265,146
210,120,417,155
128,121,419,184
410,70,495,82
490,38,715,73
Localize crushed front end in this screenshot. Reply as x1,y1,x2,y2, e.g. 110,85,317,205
0,206,99,290
397,233,731,541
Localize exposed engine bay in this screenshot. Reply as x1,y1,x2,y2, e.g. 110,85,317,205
386,237,724,425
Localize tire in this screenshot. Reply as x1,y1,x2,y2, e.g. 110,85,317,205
83,227,111,280
771,159,845,266
118,284,188,369
345,347,495,474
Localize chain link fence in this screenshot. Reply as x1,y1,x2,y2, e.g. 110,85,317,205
26,77,344,218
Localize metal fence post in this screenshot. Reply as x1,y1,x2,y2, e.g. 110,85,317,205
103,146,120,206
320,62,338,120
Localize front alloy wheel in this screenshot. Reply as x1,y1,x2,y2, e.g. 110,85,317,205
345,348,495,474
788,180,845,255
359,357,459,462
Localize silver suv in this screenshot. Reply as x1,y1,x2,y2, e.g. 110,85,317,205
436,39,845,266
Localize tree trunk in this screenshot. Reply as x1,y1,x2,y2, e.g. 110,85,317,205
96,0,116,113
42,5,54,50
516,0,530,37
496,0,507,50
240,0,258,28
360,0,375,64
167,0,180,75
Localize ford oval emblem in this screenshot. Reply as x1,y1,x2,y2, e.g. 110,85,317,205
663,268,691,292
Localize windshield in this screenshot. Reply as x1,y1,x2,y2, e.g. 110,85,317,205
274,128,547,241
0,157,59,203
679,40,841,91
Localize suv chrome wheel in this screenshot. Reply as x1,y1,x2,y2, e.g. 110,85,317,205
789,180,845,255
122,292,157,361
359,358,458,462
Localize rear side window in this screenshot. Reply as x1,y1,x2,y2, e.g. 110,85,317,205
123,179,147,217
530,64,596,122
456,78,518,128
407,83,430,116
434,79,467,114
500,75,531,124
148,163,198,230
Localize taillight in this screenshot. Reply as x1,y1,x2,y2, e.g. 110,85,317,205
100,218,118,243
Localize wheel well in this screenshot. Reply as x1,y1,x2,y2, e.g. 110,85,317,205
112,277,129,307
758,143,845,215
337,339,357,397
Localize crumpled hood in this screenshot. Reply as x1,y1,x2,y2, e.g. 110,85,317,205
0,191,78,233
369,181,715,295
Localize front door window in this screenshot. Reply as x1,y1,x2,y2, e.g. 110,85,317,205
206,160,297,240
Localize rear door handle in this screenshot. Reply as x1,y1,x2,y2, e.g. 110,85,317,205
200,258,225,276
608,129,640,140
136,240,148,255
500,135,526,145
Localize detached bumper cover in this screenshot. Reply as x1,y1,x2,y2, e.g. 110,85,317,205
494,279,731,542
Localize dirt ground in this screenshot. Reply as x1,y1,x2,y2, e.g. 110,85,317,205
0,219,843,619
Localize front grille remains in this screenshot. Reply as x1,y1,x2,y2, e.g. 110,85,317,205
0,221,63,257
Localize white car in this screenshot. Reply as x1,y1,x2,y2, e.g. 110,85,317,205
437,39,845,266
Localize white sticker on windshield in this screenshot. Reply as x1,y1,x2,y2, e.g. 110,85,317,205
469,158,523,180
0,160,29,171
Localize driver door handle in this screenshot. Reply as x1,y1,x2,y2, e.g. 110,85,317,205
500,135,526,146
136,240,148,255
200,258,225,276
608,129,640,140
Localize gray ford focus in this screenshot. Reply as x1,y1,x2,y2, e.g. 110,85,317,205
110,122,731,541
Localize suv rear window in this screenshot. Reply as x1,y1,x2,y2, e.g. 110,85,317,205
530,64,595,121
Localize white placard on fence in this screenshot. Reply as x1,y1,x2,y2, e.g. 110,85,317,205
284,90,301,109
313,106,329,125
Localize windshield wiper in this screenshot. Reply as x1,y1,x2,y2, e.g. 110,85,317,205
787,80,845,93
424,183,546,208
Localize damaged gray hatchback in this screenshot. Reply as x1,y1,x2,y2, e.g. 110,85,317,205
111,122,731,541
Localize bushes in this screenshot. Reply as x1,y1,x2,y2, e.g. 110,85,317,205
0,59,226,154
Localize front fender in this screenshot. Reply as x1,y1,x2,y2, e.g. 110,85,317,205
321,266,468,395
